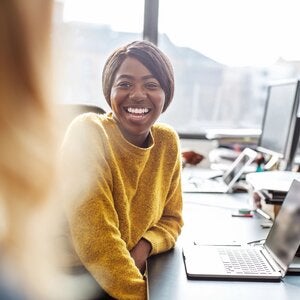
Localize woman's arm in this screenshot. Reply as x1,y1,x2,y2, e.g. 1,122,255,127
143,139,184,255
61,116,147,300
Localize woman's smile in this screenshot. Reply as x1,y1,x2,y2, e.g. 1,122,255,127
124,106,151,122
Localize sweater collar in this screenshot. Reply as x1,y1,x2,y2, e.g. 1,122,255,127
105,112,155,152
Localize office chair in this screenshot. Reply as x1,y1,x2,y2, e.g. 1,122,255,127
58,103,106,134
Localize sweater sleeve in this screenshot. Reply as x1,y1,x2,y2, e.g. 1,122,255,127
143,130,184,255
61,115,147,300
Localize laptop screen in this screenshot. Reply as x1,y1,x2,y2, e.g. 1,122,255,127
222,148,257,186
223,155,250,185
265,180,300,270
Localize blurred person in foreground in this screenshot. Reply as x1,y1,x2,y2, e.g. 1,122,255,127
61,40,184,299
0,1,97,299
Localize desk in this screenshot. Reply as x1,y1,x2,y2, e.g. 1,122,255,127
147,192,300,300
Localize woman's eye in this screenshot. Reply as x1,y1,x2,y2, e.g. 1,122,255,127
145,82,160,89
117,82,132,88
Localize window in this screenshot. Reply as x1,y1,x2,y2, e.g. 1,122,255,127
158,0,300,134
53,0,300,135
53,0,144,112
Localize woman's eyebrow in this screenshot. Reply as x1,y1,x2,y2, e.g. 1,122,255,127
115,74,156,81
142,75,157,80
115,74,133,80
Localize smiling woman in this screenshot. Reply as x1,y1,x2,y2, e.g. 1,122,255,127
102,41,174,146
61,40,183,300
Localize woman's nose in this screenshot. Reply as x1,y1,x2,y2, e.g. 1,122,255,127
129,85,146,101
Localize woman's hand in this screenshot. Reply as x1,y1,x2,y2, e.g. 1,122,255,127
130,238,152,274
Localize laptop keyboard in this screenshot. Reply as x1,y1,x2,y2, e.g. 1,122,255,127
218,247,274,275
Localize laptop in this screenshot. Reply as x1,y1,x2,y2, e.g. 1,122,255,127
182,147,257,193
182,179,300,281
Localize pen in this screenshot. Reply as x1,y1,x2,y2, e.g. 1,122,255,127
256,208,272,220
231,213,253,218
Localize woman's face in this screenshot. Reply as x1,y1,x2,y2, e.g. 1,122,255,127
110,57,165,147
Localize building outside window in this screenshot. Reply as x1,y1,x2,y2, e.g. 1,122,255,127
53,0,300,135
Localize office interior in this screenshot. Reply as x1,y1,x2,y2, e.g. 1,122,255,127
53,1,300,299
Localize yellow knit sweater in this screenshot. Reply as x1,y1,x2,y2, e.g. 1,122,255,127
61,112,183,300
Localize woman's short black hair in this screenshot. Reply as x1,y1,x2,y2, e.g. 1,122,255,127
102,40,174,112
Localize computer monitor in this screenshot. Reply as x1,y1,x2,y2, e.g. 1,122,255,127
287,91,300,170
257,79,300,170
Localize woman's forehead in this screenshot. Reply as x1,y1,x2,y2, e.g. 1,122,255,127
115,57,154,80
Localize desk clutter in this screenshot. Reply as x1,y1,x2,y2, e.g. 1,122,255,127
182,147,257,193
246,173,300,259
246,171,300,218
181,146,300,213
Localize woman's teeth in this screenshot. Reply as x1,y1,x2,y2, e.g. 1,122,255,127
127,107,149,114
